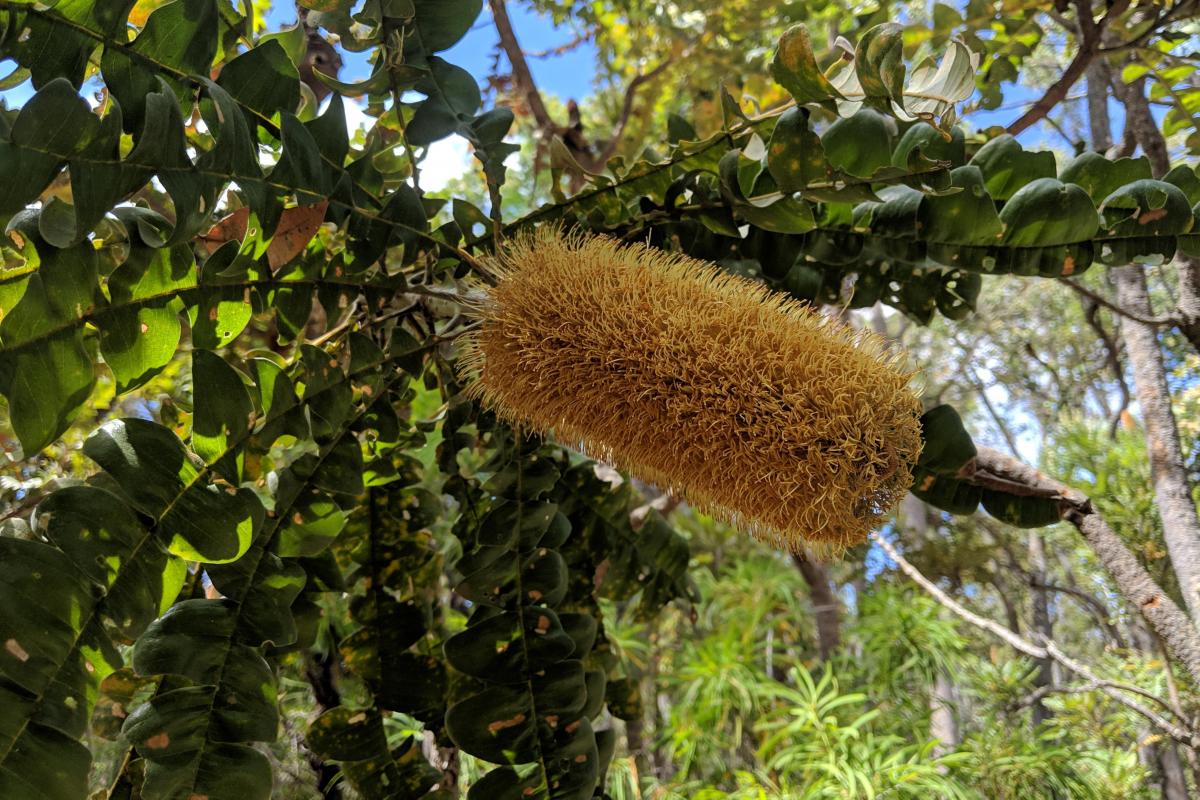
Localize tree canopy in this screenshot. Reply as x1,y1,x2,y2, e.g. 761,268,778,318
0,0,1199,798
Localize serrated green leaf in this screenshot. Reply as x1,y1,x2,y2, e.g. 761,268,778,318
411,0,483,54
855,23,906,108
919,165,1003,245
767,107,828,194
104,0,219,135
0,78,101,215
408,56,482,147
445,608,575,682
1059,152,1153,203
823,110,892,178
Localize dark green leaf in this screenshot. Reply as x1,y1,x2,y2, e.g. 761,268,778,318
192,351,254,481
445,608,575,682
770,24,841,113
217,39,301,118
969,134,1055,200
916,404,976,475
84,419,257,564
1000,178,1099,247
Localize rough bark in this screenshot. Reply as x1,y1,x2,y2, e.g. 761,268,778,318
1032,582,1125,647
1113,56,1200,356
961,447,1200,686
929,670,960,756
1129,605,1194,798
1158,632,1200,792
1116,76,1169,177
1112,266,1200,627
1028,531,1055,726
1177,255,1200,354
793,553,842,661
625,715,652,785
1161,741,1192,799
1086,59,1113,151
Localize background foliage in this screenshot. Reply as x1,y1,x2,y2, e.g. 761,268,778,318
1,0,1199,798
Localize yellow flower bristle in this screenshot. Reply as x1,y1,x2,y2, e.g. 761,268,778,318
458,230,923,552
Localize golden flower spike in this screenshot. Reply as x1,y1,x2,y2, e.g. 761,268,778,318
459,229,923,553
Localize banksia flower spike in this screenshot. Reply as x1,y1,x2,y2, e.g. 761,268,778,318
459,230,923,552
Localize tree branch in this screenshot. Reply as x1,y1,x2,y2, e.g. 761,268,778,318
1060,277,1178,326
874,533,1197,746
1097,0,1198,54
524,32,589,59
490,0,670,178
955,446,1200,686
965,364,1022,458
1007,0,1130,135
489,0,555,131
1031,581,1126,647
1078,292,1133,438
593,58,674,164
1114,73,1171,177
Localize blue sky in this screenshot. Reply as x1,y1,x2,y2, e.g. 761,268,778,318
271,3,1127,159
0,4,598,110
0,2,1148,176
264,2,600,103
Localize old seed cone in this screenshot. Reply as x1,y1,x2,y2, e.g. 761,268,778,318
459,230,923,552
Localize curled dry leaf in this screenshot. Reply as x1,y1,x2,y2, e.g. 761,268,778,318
196,200,329,271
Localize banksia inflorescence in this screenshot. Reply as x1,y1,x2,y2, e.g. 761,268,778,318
459,230,923,552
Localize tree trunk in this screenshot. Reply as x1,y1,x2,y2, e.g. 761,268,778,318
645,621,674,783
1117,76,1169,177
1112,266,1200,627
1160,743,1191,800
989,572,1022,636
1028,531,1055,726
1177,255,1200,354
1086,60,1113,152
794,552,842,661
624,715,652,787
1114,69,1200,357
929,670,960,756
1129,616,1192,798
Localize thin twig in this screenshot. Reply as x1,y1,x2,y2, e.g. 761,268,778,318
524,33,590,59
592,58,675,165
874,533,1197,745
307,302,413,348
1078,293,1133,437
1060,278,1178,326
1007,0,1131,135
957,446,1200,687
1097,0,1197,54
